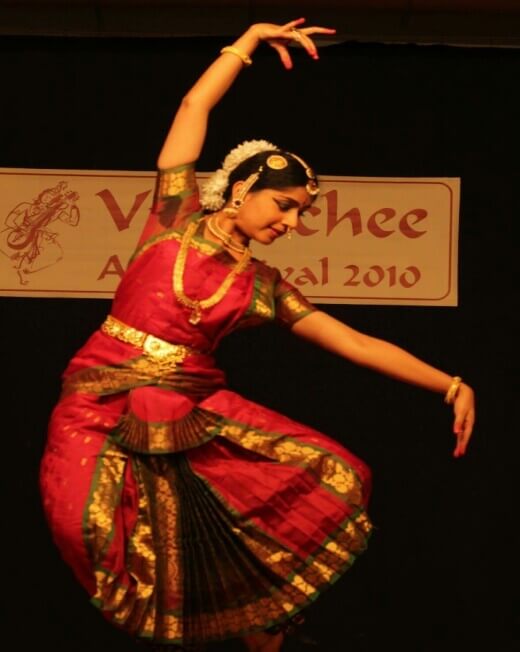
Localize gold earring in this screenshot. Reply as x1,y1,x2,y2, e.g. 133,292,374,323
222,198,242,216
286,227,293,240
222,207,238,216
223,166,264,216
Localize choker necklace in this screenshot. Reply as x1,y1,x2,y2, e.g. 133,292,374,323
173,221,251,325
206,215,249,255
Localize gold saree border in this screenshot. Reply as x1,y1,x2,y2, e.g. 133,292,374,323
111,406,222,454
190,469,372,640
87,450,184,642
210,417,366,503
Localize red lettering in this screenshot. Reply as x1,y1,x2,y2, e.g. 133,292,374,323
319,256,329,285
294,190,429,240
296,204,320,236
282,266,294,281
323,191,363,237
363,265,385,286
97,254,126,280
367,208,396,238
330,207,363,237
96,189,152,231
344,264,361,286
400,266,421,287
344,263,421,288
283,259,328,285
294,267,319,286
400,209,428,238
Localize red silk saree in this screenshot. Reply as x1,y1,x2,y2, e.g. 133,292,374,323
40,164,372,647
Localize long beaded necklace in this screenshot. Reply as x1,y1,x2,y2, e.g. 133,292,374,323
173,221,251,325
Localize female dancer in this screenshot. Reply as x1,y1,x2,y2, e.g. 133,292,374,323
40,19,475,652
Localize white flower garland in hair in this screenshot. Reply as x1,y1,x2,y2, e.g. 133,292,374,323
200,139,278,211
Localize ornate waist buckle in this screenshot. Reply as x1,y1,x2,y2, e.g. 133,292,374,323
101,314,194,366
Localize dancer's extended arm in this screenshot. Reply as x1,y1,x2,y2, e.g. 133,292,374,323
292,310,476,457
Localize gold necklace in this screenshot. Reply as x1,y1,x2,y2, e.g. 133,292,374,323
205,215,249,255
173,221,251,325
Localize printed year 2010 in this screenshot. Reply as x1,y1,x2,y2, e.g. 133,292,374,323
283,257,421,288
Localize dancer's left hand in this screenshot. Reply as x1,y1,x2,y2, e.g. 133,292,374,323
452,383,476,457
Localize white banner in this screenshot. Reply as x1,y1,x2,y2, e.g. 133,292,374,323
0,168,460,305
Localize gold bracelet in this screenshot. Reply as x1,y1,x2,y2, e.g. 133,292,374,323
444,376,462,404
220,46,252,67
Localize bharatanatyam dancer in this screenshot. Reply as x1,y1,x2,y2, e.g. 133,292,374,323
40,19,476,652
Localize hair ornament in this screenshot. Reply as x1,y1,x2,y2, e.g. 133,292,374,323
288,152,320,196
200,139,278,210
266,154,288,170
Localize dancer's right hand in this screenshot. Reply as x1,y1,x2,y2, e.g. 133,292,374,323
249,18,336,69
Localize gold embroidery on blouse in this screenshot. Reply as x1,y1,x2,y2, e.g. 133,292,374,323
131,226,230,263
276,289,316,326
251,265,276,319
237,263,277,328
156,166,197,199
238,262,316,328
254,297,273,318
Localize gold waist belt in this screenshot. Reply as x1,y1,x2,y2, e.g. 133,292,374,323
101,314,195,365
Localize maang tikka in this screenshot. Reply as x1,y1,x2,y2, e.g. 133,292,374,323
222,151,319,217
266,153,319,196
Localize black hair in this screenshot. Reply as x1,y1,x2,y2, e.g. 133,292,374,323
222,150,319,202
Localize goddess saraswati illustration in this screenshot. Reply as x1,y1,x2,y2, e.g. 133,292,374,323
0,180,80,285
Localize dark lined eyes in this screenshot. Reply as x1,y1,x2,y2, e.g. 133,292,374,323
274,199,291,212
274,198,309,217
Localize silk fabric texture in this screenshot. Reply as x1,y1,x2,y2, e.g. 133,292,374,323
40,163,373,646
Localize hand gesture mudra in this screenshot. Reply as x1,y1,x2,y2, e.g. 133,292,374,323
451,383,475,458
251,18,336,69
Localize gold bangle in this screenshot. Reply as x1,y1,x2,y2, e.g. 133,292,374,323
220,46,252,67
444,376,462,404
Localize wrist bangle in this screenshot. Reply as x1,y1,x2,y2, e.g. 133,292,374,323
220,46,252,67
444,376,462,404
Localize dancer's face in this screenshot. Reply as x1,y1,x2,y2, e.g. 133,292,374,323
233,185,312,245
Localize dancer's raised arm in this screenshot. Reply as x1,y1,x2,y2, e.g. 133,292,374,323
157,18,336,170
